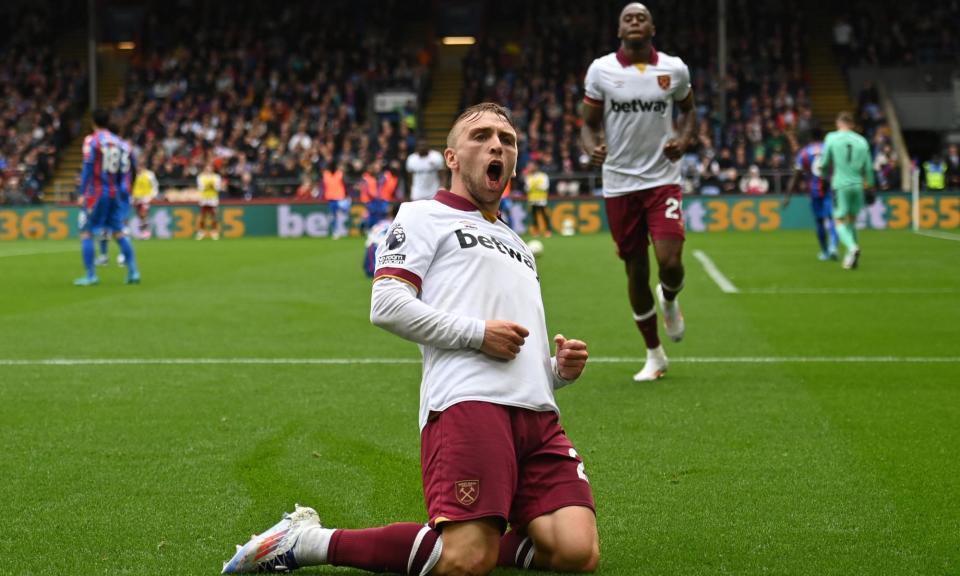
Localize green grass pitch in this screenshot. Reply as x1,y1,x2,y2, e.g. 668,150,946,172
0,230,957,575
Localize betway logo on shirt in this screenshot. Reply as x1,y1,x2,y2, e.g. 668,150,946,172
455,230,536,272
610,99,668,114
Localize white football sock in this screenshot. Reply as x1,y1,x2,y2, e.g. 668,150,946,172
292,526,335,566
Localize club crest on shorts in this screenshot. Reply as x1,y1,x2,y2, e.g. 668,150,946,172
657,74,671,90
455,480,479,505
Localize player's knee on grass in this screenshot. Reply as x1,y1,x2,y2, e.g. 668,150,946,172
527,507,600,573
434,520,500,576
543,533,600,572
435,543,498,576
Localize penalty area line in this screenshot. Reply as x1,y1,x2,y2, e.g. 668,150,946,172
1,356,959,367
692,249,739,293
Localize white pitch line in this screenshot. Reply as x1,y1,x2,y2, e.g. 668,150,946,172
0,358,422,366
0,356,958,367
914,230,960,242
692,249,739,293
743,288,960,295
590,356,960,364
0,247,75,258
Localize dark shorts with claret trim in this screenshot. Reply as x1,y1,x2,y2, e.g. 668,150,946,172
604,184,685,259
420,401,595,532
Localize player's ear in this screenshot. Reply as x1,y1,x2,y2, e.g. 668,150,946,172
444,148,458,171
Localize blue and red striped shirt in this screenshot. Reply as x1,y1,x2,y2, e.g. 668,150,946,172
795,142,830,198
79,129,133,208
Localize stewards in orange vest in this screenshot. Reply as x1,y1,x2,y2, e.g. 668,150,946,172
323,163,350,239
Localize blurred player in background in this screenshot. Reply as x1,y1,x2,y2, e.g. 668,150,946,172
74,109,139,286
818,111,876,269
96,138,136,265
362,202,399,278
223,103,598,576
524,160,552,237
783,127,839,260
361,161,391,231
405,138,444,201
196,160,222,240
581,2,696,381
132,163,159,239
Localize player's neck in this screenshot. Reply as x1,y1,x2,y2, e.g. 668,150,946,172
620,41,654,63
450,181,499,220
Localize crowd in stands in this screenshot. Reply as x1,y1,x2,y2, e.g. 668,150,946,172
835,1,960,192
111,0,430,199
4,0,957,206
461,0,815,196
0,2,87,204
832,2,960,69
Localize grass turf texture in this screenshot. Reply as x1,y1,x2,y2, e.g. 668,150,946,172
0,230,957,575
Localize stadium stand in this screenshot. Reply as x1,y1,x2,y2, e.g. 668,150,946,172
106,0,431,199
0,2,87,204
459,0,813,195
3,0,953,204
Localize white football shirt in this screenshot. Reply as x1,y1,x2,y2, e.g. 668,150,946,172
584,47,691,195
374,190,559,429
405,150,445,201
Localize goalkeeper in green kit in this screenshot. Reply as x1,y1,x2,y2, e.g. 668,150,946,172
818,111,876,270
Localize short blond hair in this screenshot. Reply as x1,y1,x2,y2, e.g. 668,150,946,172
446,103,516,150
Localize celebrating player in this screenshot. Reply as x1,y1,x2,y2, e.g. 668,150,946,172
818,111,876,269
196,160,222,240
74,109,140,286
222,103,599,576
783,127,838,260
580,2,696,381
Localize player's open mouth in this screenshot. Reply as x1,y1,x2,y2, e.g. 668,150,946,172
486,161,503,187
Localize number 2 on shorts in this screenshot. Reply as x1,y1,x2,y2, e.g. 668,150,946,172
665,197,681,220
569,448,590,482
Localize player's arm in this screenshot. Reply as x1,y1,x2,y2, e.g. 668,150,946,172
783,153,805,207
861,142,876,190
664,91,696,162
551,334,588,388
370,279,528,360
77,138,95,200
817,137,833,177
861,142,877,203
149,172,159,200
580,102,606,166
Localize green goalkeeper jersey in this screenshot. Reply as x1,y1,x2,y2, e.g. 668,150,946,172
818,129,875,190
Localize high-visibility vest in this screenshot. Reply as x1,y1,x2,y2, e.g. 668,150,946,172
924,161,946,190
360,173,378,203
381,172,398,202
323,170,346,200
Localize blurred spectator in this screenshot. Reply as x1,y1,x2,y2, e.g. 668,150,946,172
946,144,960,190
873,143,900,191
295,174,319,199
832,16,854,66
922,154,947,191
740,165,770,195
843,1,960,66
